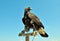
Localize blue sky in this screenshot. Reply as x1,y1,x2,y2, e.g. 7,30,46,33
0,0,60,41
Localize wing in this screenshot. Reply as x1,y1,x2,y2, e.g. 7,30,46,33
28,12,40,24
27,12,44,28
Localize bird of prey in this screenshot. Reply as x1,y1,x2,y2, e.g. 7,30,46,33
22,7,48,37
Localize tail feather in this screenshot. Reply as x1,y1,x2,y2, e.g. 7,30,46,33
38,27,48,37
40,32,48,37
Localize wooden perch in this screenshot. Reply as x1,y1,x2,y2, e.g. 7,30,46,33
19,32,37,41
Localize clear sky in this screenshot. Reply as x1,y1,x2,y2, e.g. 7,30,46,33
0,0,60,41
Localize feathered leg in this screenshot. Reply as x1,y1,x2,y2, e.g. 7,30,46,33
21,26,30,34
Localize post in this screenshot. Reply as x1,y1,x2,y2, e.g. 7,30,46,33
26,36,29,41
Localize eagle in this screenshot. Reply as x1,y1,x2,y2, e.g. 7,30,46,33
22,7,48,37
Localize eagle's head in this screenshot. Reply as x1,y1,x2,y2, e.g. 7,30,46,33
25,7,32,12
